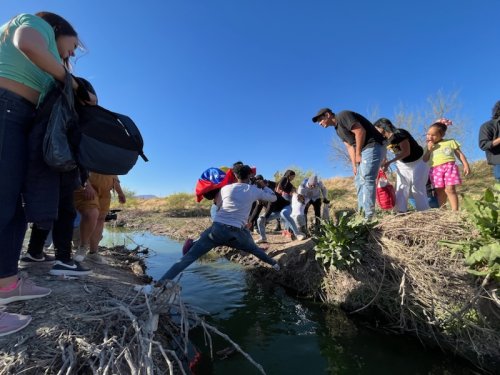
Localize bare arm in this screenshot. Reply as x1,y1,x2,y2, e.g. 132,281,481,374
113,178,127,204
14,27,97,104
422,141,434,162
454,149,470,176
383,139,411,169
351,123,366,163
343,141,357,175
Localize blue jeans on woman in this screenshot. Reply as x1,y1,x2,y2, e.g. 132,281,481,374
0,89,35,278
494,164,500,181
280,205,301,235
159,221,277,281
354,143,384,219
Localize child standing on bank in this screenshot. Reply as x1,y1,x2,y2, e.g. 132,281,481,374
423,118,470,210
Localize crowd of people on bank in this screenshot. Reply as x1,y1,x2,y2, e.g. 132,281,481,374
0,11,499,338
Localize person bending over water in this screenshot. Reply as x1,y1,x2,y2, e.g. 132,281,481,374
159,164,280,283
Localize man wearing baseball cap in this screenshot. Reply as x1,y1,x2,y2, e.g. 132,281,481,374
312,108,385,220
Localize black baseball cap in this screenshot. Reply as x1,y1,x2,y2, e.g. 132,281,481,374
312,108,334,123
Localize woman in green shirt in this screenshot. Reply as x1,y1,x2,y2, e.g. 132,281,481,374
0,12,96,337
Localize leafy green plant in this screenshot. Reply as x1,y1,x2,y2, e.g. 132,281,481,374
313,212,370,270
440,183,500,281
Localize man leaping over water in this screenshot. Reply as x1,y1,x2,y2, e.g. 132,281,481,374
158,164,280,283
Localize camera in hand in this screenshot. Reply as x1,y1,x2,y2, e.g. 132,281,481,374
105,209,122,222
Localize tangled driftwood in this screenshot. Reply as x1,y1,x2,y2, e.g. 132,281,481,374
0,248,266,375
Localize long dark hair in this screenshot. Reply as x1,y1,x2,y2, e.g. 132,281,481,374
283,170,296,180
36,12,80,68
374,118,398,134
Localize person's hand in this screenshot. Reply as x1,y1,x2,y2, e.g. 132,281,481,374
463,164,470,176
355,153,362,164
352,164,358,176
426,140,435,151
83,184,96,200
382,160,391,171
118,193,126,204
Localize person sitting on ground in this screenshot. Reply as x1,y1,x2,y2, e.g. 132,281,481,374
374,118,430,212
158,164,280,282
74,173,126,263
297,175,329,231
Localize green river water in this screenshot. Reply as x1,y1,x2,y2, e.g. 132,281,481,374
102,229,477,375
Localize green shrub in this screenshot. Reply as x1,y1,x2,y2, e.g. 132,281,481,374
313,213,370,270
440,183,500,281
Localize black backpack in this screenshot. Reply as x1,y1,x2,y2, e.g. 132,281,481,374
72,105,148,175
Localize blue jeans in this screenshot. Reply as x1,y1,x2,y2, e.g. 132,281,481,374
0,89,35,278
280,205,301,235
494,164,500,181
159,222,277,281
354,144,383,218
257,211,281,241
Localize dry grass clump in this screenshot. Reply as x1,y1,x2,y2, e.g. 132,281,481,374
323,210,499,372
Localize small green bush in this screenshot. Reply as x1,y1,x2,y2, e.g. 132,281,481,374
313,213,370,270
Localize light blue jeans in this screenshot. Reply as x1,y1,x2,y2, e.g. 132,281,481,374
354,143,384,218
280,205,301,235
494,164,500,181
159,222,277,281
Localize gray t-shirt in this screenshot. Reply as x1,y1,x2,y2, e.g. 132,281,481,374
215,183,277,228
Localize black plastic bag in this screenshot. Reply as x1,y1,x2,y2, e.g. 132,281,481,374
42,71,78,172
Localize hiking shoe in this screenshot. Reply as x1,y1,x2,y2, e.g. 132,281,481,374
49,260,92,277
0,310,32,337
182,239,194,255
86,252,108,265
0,277,51,305
20,253,55,263
255,238,268,244
296,234,306,241
272,263,280,271
74,246,88,262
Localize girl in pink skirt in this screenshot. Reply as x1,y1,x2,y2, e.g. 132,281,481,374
423,118,470,210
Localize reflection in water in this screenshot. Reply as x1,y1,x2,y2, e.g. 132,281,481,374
102,228,474,374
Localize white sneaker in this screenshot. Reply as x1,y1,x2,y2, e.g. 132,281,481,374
272,263,280,271
296,234,306,241
74,246,88,262
255,238,268,244
86,252,107,265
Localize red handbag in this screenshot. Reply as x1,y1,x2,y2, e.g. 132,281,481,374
376,169,396,210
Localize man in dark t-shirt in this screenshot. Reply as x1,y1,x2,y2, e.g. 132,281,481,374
312,108,384,219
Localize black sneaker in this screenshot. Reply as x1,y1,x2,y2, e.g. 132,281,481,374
49,260,92,276
20,253,55,263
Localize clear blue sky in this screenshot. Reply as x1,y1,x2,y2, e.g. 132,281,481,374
3,0,499,196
